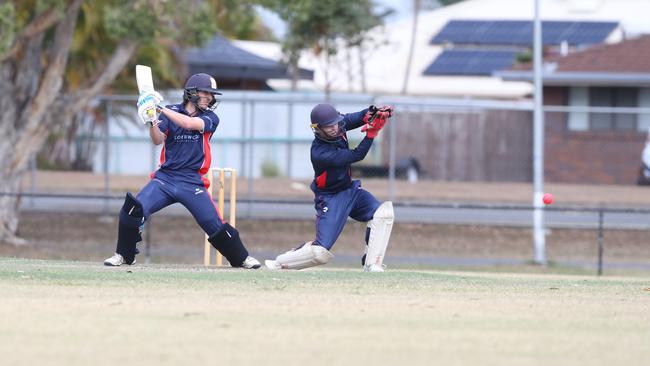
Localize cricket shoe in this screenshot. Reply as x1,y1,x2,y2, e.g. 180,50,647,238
103,253,136,266
364,264,386,272
264,259,281,270
242,256,261,269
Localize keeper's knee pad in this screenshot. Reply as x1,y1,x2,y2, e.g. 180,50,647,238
275,241,333,270
364,201,394,270
116,193,144,264
208,223,249,267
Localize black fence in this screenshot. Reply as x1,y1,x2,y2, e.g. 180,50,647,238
2,191,649,276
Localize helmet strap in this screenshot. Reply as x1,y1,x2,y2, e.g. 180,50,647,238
184,87,220,112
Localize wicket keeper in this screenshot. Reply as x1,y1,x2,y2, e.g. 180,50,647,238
265,103,395,272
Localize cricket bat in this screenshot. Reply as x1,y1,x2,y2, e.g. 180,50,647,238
135,65,160,123
135,64,155,94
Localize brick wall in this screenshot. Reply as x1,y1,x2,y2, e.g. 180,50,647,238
375,89,646,184
544,87,646,184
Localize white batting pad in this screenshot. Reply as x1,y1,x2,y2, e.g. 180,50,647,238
274,241,333,270
364,201,394,272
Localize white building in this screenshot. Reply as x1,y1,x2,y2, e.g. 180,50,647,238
239,0,650,99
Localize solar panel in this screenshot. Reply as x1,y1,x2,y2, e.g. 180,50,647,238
431,20,617,46
423,49,518,76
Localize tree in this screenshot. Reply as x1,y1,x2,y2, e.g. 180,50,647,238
339,1,388,94
0,0,223,245
37,0,269,171
258,0,385,95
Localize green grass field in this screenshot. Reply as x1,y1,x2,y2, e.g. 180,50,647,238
1,258,649,366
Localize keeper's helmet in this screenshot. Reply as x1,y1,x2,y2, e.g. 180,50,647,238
310,103,346,141
183,73,222,111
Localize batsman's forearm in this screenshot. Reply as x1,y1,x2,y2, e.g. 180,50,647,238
149,125,164,145
353,137,374,161
160,108,203,131
315,137,374,166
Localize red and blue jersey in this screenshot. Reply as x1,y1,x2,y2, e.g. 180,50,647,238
310,108,373,193
155,104,219,186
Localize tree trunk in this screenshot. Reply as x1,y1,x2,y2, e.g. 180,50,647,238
357,43,367,94
0,0,83,244
0,170,27,246
39,38,138,170
0,0,136,242
11,0,82,173
346,47,354,93
323,40,332,101
289,54,300,92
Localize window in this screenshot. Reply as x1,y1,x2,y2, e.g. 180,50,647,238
589,87,638,131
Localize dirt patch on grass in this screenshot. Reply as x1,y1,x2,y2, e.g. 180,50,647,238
21,170,650,206
3,211,649,270
5,170,649,270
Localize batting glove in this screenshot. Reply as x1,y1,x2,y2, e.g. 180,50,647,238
137,91,164,107
137,92,164,126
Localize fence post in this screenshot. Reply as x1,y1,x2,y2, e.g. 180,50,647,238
247,100,255,219
145,217,152,264
240,98,247,180
597,209,604,276
287,101,293,178
103,100,111,215
30,154,36,208
388,111,397,202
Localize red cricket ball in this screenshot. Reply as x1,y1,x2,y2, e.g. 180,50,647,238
542,193,553,205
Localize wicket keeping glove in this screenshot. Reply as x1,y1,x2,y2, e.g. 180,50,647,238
361,114,388,138
361,105,393,138
363,105,394,126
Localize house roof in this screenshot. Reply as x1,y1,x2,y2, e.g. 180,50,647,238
232,0,650,98
423,49,519,76
497,35,650,86
431,20,618,46
425,20,618,76
184,35,313,81
552,34,650,73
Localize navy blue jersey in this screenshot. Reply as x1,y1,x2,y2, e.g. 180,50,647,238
310,108,372,193
155,104,219,185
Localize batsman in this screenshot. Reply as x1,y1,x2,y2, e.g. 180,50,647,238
103,72,261,269
265,104,395,272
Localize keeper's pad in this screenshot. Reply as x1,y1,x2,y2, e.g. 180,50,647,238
275,241,333,270
116,193,144,264
208,223,249,267
364,201,394,271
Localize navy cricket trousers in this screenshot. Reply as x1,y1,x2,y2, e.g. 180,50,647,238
313,180,380,250
136,170,224,237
